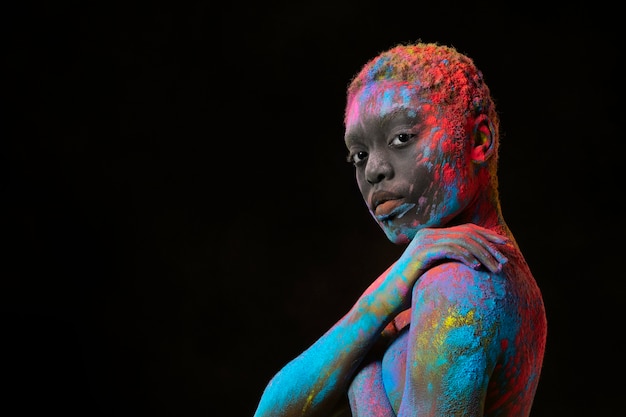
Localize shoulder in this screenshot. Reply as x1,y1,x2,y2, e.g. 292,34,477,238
407,262,509,361
412,261,507,311
408,260,516,344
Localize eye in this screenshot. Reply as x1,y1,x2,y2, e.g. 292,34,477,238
346,150,368,167
390,133,416,146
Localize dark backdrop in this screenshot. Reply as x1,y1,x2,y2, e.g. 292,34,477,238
4,1,623,416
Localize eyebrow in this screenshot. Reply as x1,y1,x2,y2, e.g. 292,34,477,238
379,107,421,128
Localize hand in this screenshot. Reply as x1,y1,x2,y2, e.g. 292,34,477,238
367,223,509,318
404,223,508,275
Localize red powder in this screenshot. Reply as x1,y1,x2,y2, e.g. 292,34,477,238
442,163,456,184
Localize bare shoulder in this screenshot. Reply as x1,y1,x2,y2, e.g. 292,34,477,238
413,261,508,309
409,254,546,343
404,254,547,417
413,244,542,310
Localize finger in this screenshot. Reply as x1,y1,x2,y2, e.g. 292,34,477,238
468,242,504,273
457,228,509,268
482,230,509,245
439,245,482,270
477,237,508,267
449,237,504,273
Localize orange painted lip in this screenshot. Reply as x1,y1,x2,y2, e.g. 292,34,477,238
370,190,403,210
375,199,404,217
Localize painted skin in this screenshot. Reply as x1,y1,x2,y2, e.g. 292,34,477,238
253,225,512,417
344,81,545,417
253,43,546,417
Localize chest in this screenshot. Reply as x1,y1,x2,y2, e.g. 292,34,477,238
381,329,409,412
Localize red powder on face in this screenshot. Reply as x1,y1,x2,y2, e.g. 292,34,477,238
442,163,456,185
442,138,455,154
432,129,445,144
425,114,438,126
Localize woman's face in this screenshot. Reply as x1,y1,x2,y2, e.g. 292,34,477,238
344,81,479,244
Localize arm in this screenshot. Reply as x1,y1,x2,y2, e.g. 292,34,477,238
398,261,504,416
253,224,507,417
253,263,398,417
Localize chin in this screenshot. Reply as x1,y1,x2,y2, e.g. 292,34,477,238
382,224,415,245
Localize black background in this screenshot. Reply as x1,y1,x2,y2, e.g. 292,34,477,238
4,1,624,416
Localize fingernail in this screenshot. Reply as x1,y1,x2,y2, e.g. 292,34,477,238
497,258,507,272
495,253,508,265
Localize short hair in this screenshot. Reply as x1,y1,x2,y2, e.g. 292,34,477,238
345,42,500,152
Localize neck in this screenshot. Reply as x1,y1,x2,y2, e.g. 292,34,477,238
451,185,512,240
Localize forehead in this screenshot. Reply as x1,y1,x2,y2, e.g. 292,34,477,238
345,81,435,130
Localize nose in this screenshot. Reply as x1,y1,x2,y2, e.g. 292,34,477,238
365,152,393,184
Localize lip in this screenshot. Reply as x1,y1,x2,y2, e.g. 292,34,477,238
375,199,405,216
369,190,402,212
376,201,416,221
370,190,404,214
370,190,416,221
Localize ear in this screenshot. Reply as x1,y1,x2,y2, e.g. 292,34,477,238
470,114,496,164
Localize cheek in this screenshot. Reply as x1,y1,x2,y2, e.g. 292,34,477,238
407,164,442,224
438,158,475,208
408,164,433,199
426,140,475,210
428,141,461,184
356,173,370,203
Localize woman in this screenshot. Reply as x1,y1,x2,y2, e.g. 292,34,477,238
253,41,547,417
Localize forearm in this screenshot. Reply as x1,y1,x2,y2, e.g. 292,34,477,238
253,253,427,417
253,293,389,417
